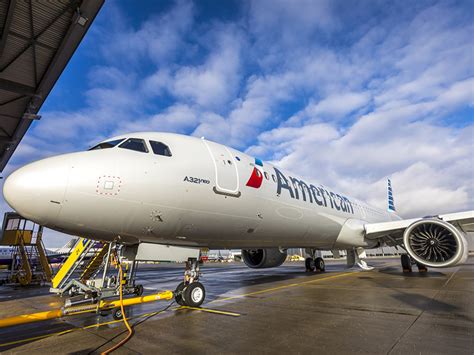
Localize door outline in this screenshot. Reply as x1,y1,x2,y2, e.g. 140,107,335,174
202,138,240,197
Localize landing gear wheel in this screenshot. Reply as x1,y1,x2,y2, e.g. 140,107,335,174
305,257,315,272
416,262,428,273
314,257,325,272
112,307,123,320
99,309,111,317
183,282,206,307
134,284,144,296
401,254,412,273
174,282,186,306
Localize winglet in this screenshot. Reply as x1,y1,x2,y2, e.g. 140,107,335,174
388,179,396,212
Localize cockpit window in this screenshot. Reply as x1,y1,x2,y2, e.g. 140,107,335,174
89,138,125,150
119,138,148,153
149,141,172,157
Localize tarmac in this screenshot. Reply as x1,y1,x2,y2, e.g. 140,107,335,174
0,257,473,354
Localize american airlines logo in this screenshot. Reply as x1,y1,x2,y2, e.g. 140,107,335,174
274,168,354,214
246,158,264,188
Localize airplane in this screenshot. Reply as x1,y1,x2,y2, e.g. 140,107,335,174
205,249,242,262
0,243,71,267
0,247,12,266
3,132,473,306
0,236,105,268
47,237,106,261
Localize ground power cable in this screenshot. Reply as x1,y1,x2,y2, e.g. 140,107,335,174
100,255,133,354
92,300,176,354
97,251,177,354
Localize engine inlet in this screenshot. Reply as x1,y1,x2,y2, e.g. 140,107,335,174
408,222,457,263
403,218,468,268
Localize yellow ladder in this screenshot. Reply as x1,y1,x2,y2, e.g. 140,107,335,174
51,238,94,289
35,232,52,282
79,243,109,282
16,239,32,286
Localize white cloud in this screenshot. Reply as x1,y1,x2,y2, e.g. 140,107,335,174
100,0,195,66
314,92,370,117
170,26,243,110
192,112,230,142
141,68,173,96
116,104,199,134
249,0,338,56
249,112,473,218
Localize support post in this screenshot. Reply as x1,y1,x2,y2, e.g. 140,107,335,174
346,247,374,270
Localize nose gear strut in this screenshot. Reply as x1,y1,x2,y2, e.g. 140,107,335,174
175,257,206,307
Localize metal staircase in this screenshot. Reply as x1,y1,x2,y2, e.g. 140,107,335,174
0,213,53,286
50,240,141,306
79,243,110,283
51,238,100,290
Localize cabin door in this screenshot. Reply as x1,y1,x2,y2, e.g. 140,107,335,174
202,139,240,197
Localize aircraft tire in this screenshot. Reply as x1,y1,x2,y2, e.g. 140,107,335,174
305,257,315,272
401,254,412,272
314,257,325,272
99,309,111,317
112,307,123,320
134,284,144,296
175,282,186,306
183,282,205,307
416,262,428,273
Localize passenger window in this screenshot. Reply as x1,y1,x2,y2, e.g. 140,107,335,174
89,138,124,150
149,141,172,157
264,172,269,180
119,138,148,153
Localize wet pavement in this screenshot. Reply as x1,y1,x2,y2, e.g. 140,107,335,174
0,257,473,354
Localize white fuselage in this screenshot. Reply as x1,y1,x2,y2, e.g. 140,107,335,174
3,133,400,250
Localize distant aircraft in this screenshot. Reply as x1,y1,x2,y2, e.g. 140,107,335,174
205,249,241,262
0,242,72,267
0,247,12,266
3,132,473,306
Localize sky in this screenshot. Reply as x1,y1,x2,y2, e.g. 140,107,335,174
1,0,473,247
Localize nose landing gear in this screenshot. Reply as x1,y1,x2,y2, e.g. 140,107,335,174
175,258,206,307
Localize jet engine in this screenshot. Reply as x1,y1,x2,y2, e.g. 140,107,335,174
403,219,468,268
241,248,287,268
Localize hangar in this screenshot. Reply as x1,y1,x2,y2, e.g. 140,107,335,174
0,0,104,172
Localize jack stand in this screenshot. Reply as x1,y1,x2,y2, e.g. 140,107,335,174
346,247,374,270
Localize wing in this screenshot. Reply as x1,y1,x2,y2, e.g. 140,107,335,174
364,210,474,245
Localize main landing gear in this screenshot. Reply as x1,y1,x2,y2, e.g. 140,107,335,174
305,255,325,272
401,254,428,273
175,258,206,307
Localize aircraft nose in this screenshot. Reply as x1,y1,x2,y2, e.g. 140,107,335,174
3,157,70,225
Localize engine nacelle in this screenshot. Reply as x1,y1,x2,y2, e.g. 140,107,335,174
403,218,468,268
241,248,287,268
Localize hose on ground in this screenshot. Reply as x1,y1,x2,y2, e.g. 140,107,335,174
101,257,133,354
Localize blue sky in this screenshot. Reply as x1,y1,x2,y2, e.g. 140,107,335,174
1,0,473,246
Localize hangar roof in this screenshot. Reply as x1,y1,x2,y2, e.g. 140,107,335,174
0,0,104,172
